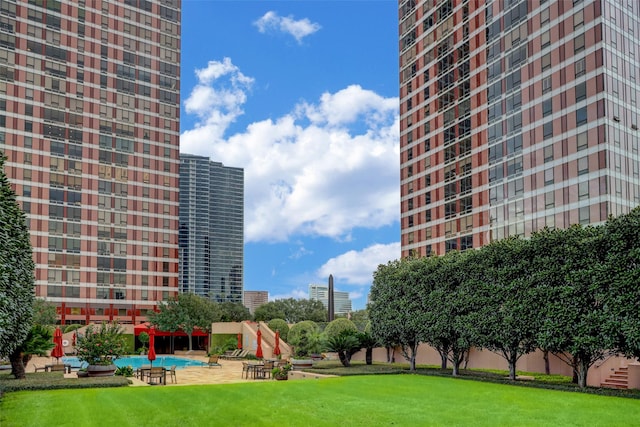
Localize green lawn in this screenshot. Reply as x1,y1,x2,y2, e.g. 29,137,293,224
2,375,639,426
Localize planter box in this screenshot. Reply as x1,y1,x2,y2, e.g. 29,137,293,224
290,359,313,370
87,364,117,377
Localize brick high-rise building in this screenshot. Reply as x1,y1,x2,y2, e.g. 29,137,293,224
0,0,181,324
400,0,640,257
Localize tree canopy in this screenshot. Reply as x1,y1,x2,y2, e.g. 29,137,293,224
254,298,326,323
369,207,640,386
148,293,222,351
0,155,35,378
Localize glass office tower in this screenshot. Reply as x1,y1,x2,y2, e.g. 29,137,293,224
179,154,244,302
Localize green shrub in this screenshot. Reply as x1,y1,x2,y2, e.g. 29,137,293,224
0,371,129,394
323,318,358,341
288,321,322,357
115,366,134,377
267,319,289,342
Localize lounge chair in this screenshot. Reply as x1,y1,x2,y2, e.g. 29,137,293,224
230,350,249,360
33,364,46,373
168,365,177,383
220,349,241,360
207,355,221,368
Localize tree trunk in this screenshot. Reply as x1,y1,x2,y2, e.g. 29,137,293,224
543,350,550,375
365,347,373,365
577,358,589,388
440,352,448,369
508,356,517,381
338,350,350,367
188,332,193,351
572,355,579,384
451,350,464,376
9,349,26,379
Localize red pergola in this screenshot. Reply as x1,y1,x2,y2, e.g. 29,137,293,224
133,322,208,337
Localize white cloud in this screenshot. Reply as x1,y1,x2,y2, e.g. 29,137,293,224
181,59,400,244
270,288,308,301
317,242,401,285
181,58,254,152
254,11,321,43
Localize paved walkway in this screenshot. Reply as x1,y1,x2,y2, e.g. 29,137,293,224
27,355,253,386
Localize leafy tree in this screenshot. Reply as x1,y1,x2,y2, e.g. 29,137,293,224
532,225,612,388
254,298,326,323
470,237,541,380
602,206,640,359
325,331,361,367
426,251,478,376
358,331,379,365
253,302,286,322
288,320,322,357
323,318,358,341
348,309,369,327
32,298,57,326
149,293,222,351
370,257,426,371
267,318,289,342
138,331,150,352
147,298,182,353
12,325,54,378
219,302,252,322
0,155,35,379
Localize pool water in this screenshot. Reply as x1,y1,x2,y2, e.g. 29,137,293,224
62,355,207,370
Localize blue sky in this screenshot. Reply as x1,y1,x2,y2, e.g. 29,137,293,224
179,1,400,310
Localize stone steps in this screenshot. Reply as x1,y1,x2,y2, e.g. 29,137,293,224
601,367,628,389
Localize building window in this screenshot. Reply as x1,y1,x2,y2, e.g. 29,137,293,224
544,145,554,162
543,122,553,138
577,131,588,150
578,181,589,200
542,99,552,117
544,168,554,185
575,58,586,77
574,34,585,53
545,191,555,208
578,157,589,175
576,107,587,126
541,53,551,71
541,30,550,49
575,82,587,102
579,206,590,225
542,76,551,94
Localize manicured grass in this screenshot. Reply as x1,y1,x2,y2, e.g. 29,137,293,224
2,375,640,426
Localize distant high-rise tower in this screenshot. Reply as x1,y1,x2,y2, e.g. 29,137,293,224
400,0,640,256
0,0,182,324
243,290,268,314
179,154,244,302
308,283,352,316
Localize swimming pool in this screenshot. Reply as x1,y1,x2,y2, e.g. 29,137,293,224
62,355,207,370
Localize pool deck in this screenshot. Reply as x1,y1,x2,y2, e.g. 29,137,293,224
27,355,255,386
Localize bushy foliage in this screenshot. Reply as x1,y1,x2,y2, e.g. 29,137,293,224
369,207,640,387
267,318,290,342
115,366,134,377
288,321,322,357
76,323,126,365
0,155,35,362
323,318,358,341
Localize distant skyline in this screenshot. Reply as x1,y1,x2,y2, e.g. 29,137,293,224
180,1,399,310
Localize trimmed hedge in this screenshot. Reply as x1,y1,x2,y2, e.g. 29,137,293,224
0,371,130,396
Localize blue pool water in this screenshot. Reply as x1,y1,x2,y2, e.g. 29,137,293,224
62,355,207,370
